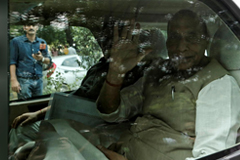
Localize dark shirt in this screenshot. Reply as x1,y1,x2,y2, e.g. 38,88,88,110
10,35,52,78
73,57,152,100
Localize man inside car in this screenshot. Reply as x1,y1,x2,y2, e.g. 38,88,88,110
96,9,240,160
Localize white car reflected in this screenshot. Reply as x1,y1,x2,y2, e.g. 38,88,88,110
43,55,87,93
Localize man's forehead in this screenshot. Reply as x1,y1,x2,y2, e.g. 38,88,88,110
24,23,39,26
169,18,204,34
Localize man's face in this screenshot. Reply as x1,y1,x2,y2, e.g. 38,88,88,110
166,17,208,70
23,24,39,36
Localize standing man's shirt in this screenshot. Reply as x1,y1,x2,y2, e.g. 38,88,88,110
10,35,52,78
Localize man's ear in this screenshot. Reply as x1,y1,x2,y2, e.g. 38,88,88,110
23,26,26,31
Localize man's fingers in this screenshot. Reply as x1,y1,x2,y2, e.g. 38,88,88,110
32,54,37,60
12,116,22,128
132,23,140,43
11,83,20,93
127,19,135,40
13,88,20,93
12,118,17,128
18,114,30,126
11,86,16,92
121,20,130,39
20,119,29,127
113,21,119,44
32,52,42,61
12,86,20,93
17,86,21,93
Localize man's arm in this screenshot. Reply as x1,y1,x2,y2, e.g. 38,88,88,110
32,41,51,64
10,64,21,93
41,56,51,64
10,39,21,93
189,75,240,159
97,70,124,114
32,51,51,64
12,105,51,128
96,19,149,114
42,42,51,64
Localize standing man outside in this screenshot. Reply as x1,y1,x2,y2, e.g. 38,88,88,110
10,22,52,100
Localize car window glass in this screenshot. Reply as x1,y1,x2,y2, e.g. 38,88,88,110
62,57,79,67
9,24,103,101
8,0,240,159
8,0,240,102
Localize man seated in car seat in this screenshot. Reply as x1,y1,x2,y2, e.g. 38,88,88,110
95,9,240,160
8,21,167,159
14,9,240,160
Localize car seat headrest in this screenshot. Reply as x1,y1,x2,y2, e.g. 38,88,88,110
209,25,240,71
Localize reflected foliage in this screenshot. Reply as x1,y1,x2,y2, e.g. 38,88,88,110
9,24,103,100
43,71,84,94
37,25,67,49
72,26,102,69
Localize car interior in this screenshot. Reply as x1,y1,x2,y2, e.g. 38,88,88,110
7,0,240,159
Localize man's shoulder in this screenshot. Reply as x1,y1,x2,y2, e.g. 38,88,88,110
203,58,229,75
11,35,25,42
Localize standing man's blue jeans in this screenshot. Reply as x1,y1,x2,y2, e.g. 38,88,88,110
17,77,43,99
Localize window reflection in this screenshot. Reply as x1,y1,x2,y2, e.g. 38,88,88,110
61,57,79,67
10,0,220,101
8,0,240,159
9,23,102,100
